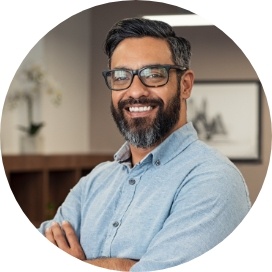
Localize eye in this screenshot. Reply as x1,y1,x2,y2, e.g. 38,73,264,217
141,67,167,81
149,72,164,79
112,70,130,82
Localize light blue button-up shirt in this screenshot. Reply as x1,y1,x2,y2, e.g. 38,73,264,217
38,122,251,271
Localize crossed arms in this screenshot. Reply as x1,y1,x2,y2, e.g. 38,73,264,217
45,221,137,271
41,162,250,271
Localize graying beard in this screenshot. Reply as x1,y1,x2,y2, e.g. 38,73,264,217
123,127,158,148
119,119,159,148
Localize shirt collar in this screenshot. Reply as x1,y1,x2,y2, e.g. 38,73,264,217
114,122,198,166
151,122,198,166
114,141,131,163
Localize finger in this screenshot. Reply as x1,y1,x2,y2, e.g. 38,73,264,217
61,221,79,248
61,221,86,260
45,227,57,246
50,221,70,249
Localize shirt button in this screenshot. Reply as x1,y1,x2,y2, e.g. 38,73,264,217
129,179,136,185
112,221,119,227
155,159,161,166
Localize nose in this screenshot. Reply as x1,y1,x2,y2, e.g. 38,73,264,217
125,75,149,99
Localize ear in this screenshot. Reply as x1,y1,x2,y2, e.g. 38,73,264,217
180,70,194,99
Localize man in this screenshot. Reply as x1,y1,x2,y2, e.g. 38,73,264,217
38,18,251,271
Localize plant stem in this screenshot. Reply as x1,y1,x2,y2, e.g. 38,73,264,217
24,93,33,128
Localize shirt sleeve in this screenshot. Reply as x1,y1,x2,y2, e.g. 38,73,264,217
130,163,251,271
37,175,86,238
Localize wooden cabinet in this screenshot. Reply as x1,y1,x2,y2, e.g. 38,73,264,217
2,154,113,227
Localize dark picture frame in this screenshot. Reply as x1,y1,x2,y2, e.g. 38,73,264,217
187,80,261,162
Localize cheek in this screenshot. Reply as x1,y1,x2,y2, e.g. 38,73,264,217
111,93,121,108
112,89,128,101
155,86,178,107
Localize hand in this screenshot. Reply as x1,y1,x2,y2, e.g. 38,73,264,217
45,221,86,261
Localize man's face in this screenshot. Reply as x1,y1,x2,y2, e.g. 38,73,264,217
110,37,183,148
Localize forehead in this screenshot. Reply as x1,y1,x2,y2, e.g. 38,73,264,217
111,37,173,69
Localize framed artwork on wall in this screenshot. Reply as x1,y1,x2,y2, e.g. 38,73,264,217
187,80,261,162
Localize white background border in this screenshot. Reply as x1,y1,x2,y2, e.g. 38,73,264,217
1,1,271,271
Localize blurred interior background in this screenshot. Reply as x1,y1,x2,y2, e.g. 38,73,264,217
1,1,271,225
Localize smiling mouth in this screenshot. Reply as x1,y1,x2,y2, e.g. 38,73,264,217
119,98,162,115
128,106,153,112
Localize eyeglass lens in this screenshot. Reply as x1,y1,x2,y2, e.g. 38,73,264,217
106,66,169,90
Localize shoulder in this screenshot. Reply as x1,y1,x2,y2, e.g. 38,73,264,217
74,160,120,191
89,160,119,174
176,139,251,206
184,139,245,189
184,138,241,176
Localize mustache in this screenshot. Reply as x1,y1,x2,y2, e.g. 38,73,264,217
118,97,164,110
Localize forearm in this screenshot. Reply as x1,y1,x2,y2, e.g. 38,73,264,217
84,258,137,271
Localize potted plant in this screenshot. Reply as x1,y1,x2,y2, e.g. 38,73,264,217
6,64,61,153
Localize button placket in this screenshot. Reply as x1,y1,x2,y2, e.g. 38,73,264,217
101,169,143,257
109,176,138,236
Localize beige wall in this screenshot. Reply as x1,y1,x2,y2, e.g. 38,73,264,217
1,10,92,154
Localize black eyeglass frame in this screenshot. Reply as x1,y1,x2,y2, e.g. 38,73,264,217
102,64,187,91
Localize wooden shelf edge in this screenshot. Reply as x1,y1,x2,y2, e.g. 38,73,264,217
2,154,114,172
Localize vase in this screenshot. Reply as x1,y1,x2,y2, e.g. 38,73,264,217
20,135,44,154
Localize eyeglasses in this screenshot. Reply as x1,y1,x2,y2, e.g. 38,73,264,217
102,65,187,91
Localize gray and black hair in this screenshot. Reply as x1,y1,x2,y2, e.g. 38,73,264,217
104,17,192,68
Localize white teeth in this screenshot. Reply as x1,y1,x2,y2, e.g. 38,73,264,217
129,106,152,112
